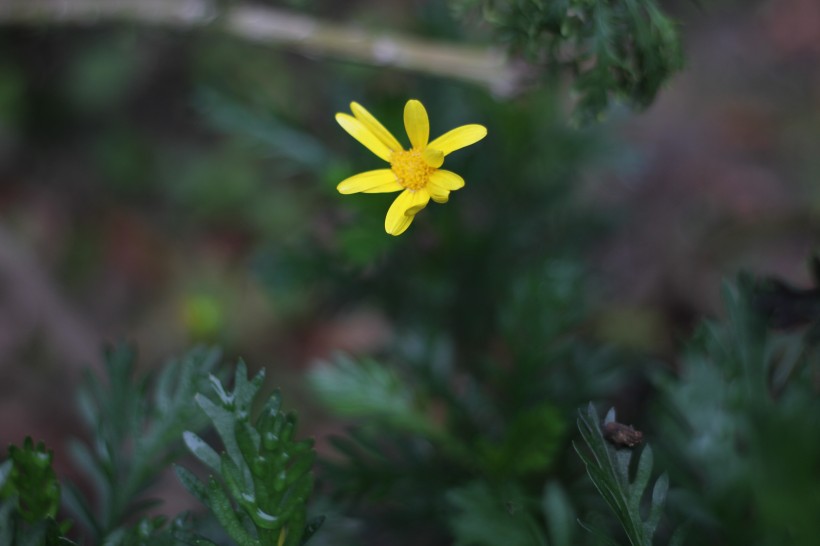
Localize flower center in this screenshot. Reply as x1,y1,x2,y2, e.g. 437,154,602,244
390,149,435,191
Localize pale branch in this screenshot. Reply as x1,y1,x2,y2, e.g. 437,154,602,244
0,0,529,96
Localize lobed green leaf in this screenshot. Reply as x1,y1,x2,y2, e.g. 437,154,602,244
575,404,678,546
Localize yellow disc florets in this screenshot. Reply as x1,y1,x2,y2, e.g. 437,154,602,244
390,149,435,191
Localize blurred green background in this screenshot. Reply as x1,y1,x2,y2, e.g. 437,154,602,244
1,0,819,544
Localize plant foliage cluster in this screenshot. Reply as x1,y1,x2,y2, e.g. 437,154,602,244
7,272,818,546
450,0,684,122
304,273,820,546
1,349,321,546
175,362,322,546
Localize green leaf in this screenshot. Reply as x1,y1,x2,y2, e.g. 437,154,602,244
195,88,329,170
61,483,100,538
183,432,221,473
646,473,668,537
447,481,547,546
476,402,566,478
178,363,320,546
299,516,325,546
5,438,61,522
173,466,210,508
66,345,222,540
196,394,242,465
542,482,575,546
575,404,677,546
451,0,683,122
577,519,622,546
630,444,653,512
308,355,437,436
0,439,76,545
207,477,259,546
0,460,11,492
0,500,14,545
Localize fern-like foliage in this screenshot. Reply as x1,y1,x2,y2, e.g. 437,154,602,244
451,0,683,122
309,355,440,437
195,89,330,171
0,438,75,546
656,277,820,545
63,345,221,542
309,350,578,545
175,361,322,546
308,355,494,502
575,404,681,546
444,479,578,546
446,481,547,546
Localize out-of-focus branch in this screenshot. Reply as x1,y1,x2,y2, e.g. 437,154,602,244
0,0,528,96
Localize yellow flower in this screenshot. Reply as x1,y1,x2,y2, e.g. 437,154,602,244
335,99,487,236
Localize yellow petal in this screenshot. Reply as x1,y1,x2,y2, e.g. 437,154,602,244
404,99,429,150
336,113,393,162
429,169,465,190
423,147,444,168
337,169,401,194
427,182,450,203
350,102,402,152
428,124,487,156
385,210,414,236
404,189,431,215
385,189,430,235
